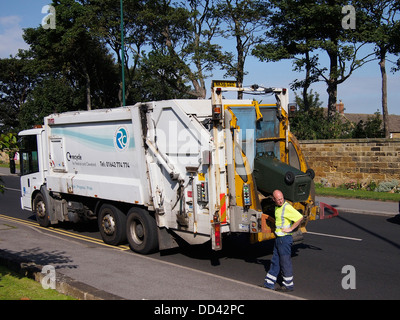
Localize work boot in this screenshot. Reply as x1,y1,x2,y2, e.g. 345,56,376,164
259,283,275,291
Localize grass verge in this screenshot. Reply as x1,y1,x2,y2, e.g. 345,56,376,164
315,186,400,202
0,265,76,300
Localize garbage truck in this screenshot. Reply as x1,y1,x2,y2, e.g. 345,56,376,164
18,80,319,254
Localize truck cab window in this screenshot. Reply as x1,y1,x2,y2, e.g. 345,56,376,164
20,135,39,176
288,142,301,170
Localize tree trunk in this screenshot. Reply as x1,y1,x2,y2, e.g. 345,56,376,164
83,65,92,111
236,34,244,100
303,51,311,111
191,79,207,99
326,48,338,119
379,48,390,138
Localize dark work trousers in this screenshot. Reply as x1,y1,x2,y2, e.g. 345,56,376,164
264,235,294,289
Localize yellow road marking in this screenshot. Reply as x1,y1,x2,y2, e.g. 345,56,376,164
0,214,130,251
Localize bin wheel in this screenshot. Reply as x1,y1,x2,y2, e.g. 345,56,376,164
306,168,315,180
284,171,295,185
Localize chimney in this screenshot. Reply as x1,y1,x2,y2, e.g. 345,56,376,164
288,103,297,115
336,100,344,114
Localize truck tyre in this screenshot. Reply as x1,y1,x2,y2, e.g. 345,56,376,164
126,208,158,254
33,192,50,227
98,204,127,246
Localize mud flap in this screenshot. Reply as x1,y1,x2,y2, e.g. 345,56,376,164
157,227,179,251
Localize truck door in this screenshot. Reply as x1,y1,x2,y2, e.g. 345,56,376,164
20,134,42,210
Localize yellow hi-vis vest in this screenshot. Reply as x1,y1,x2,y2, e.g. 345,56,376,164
275,202,303,237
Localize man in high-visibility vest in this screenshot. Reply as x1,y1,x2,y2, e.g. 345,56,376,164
263,189,303,292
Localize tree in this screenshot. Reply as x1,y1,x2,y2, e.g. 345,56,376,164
0,52,39,132
23,0,120,110
132,50,194,101
357,0,400,138
254,0,375,118
86,0,150,105
0,132,18,175
139,0,225,99
215,0,270,99
252,0,322,110
290,91,353,140
0,133,18,159
351,112,384,138
181,0,226,98
19,78,81,129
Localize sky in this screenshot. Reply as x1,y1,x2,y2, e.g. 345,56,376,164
1,1,399,115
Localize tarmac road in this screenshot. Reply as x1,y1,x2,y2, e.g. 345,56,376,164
1,167,400,301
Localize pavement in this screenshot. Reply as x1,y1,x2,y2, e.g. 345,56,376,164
316,195,400,216
1,166,399,301
0,214,299,301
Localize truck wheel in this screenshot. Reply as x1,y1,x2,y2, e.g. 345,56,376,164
98,204,127,246
126,208,158,254
33,193,50,227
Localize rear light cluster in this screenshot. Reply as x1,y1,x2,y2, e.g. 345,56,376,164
212,221,222,250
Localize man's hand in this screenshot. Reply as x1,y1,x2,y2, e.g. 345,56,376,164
282,217,303,233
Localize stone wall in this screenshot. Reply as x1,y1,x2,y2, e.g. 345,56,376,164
0,151,9,164
299,138,400,187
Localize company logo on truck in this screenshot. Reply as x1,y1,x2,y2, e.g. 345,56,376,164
114,126,129,151
66,152,82,161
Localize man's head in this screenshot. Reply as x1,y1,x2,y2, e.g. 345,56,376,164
272,190,284,207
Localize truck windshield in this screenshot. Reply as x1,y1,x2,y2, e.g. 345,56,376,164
229,105,280,169
256,107,280,157
20,135,39,176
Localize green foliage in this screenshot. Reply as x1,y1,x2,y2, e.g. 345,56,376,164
254,0,384,118
19,79,82,129
290,91,353,140
23,0,120,111
0,265,76,300
0,132,18,193
0,0,399,135
0,54,39,132
315,184,400,201
0,133,18,157
215,0,270,91
290,91,385,140
132,50,194,102
351,112,384,138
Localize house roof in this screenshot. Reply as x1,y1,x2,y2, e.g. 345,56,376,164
319,104,400,133
343,113,400,133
